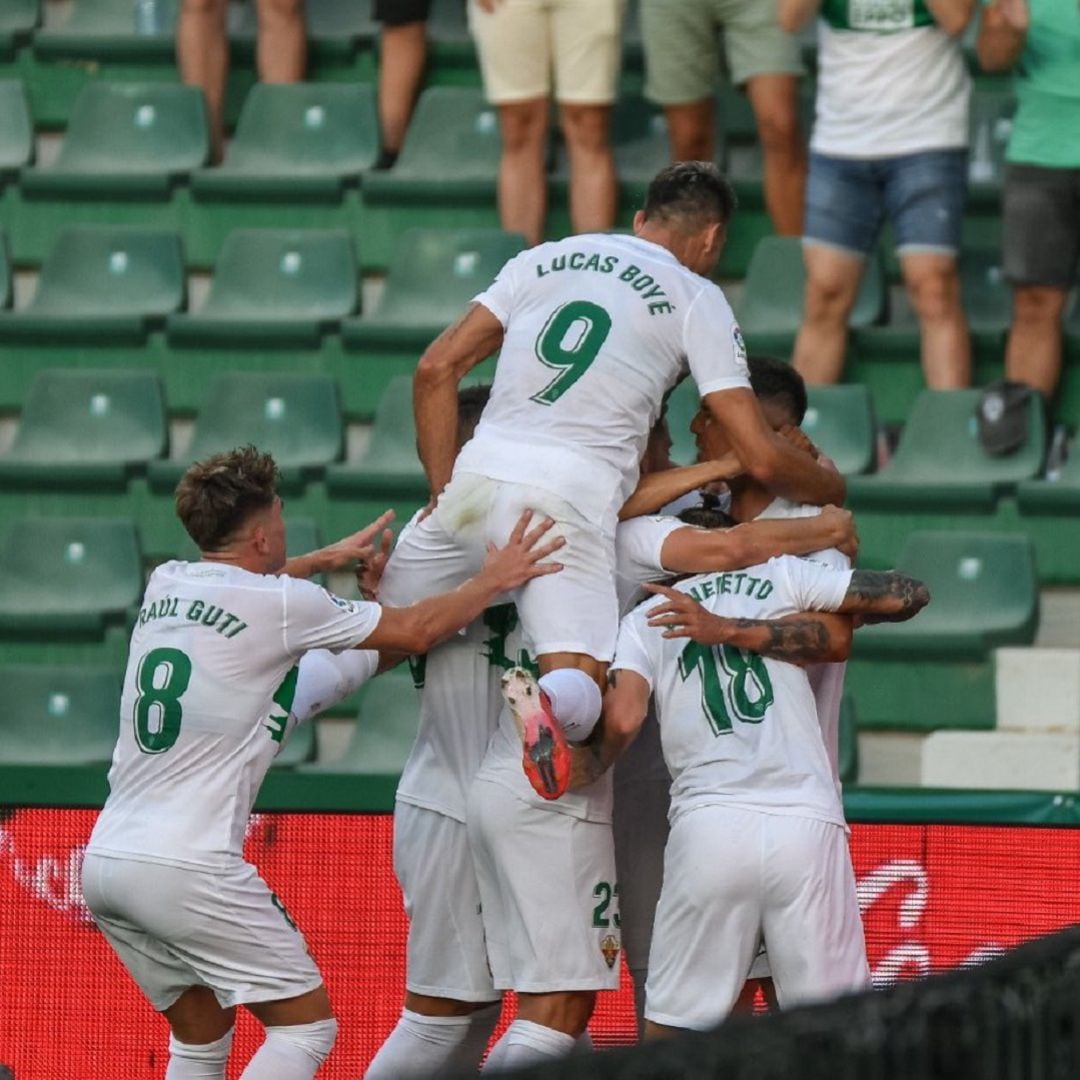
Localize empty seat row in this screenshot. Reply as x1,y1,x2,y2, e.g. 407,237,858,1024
0,223,524,347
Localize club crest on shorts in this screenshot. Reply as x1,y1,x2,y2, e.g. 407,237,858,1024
600,934,620,970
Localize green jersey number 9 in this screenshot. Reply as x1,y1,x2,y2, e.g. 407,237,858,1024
531,300,612,406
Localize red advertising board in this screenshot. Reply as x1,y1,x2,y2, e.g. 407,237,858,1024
2,810,1079,1078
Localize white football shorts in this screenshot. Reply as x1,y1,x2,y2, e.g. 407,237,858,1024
645,805,869,1030
394,801,499,1002
81,852,323,1011
467,777,622,992
382,472,620,661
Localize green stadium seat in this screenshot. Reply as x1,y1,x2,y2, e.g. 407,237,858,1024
0,369,166,489
0,517,143,634
300,666,418,775
272,718,316,768
736,236,885,349
166,229,358,347
191,83,379,200
962,249,1011,337
0,227,185,343
326,375,428,500
1018,442,1080,514
0,230,10,310
342,228,525,350
0,664,120,765
32,0,176,61
665,376,701,467
363,87,501,204
0,81,33,177
967,87,1015,204
232,0,376,61
845,389,1044,511
20,82,208,197
855,531,1038,661
427,0,475,66
147,372,344,492
838,695,858,786
802,385,877,476
0,0,39,56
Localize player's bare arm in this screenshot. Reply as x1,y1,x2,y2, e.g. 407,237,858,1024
661,506,858,573
976,0,1029,71
643,584,852,664
359,511,564,655
777,0,822,32
704,388,847,507
926,0,978,37
617,453,742,521
281,510,396,580
837,570,932,623
568,669,651,790
414,303,505,498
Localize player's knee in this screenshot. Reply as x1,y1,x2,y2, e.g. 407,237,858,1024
264,1018,338,1066
538,668,602,741
168,1026,234,1066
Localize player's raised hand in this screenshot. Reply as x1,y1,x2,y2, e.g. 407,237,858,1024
820,504,859,561
481,510,565,591
994,0,1029,29
317,510,397,572
644,582,732,643
356,526,395,600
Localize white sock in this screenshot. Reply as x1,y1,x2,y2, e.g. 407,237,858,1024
538,669,602,742
364,1009,474,1079
453,1002,503,1072
482,1019,576,1072
239,1019,337,1080
165,1028,233,1079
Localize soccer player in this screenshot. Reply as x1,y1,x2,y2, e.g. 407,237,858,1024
565,557,929,1032
80,446,564,1080
383,160,846,801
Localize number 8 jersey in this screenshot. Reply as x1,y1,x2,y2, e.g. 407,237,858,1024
456,233,750,531
611,555,853,830
87,561,382,870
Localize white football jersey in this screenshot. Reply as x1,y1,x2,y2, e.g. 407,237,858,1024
87,561,382,869
612,556,853,828
456,234,750,528
756,498,851,794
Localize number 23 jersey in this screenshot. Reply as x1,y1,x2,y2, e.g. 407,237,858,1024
457,233,750,529
611,555,853,830
87,561,381,870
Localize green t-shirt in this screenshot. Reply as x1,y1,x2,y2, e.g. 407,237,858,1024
821,0,934,31
1007,0,1080,168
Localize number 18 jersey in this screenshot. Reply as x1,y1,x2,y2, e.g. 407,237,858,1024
87,561,381,870
611,556,853,829
456,233,750,529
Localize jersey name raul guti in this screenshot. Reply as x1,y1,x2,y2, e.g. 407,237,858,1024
612,556,853,829
457,233,750,528
87,561,381,870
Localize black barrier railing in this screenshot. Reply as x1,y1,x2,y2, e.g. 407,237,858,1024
496,925,1080,1080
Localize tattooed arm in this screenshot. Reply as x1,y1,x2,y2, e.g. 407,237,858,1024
835,570,931,623
414,303,504,498
643,583,853,664
568,668,651,791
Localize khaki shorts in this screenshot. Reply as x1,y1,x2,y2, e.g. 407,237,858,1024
468,0,625,105
641,0,803,101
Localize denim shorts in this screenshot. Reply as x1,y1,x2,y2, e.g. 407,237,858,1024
804,148,969,258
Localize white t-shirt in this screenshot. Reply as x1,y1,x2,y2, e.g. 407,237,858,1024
458,234,750,530
813,23,971,158
612,556,853,828
87,562,382,869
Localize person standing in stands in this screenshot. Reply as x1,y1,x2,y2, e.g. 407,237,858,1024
978,0,1080,402
639,0,808,237
178,0,306,161
466,0,626,246
373,1,431,170
782,0,976,390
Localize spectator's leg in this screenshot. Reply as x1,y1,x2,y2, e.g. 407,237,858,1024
497,99,550,246
745,74,806,236
791,244,863,384
255,0,306,82
378,21,428,164
1006,286,1068,399
177,0,228,161
901,253,971,389
663,100,716,162
560,103,617,235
